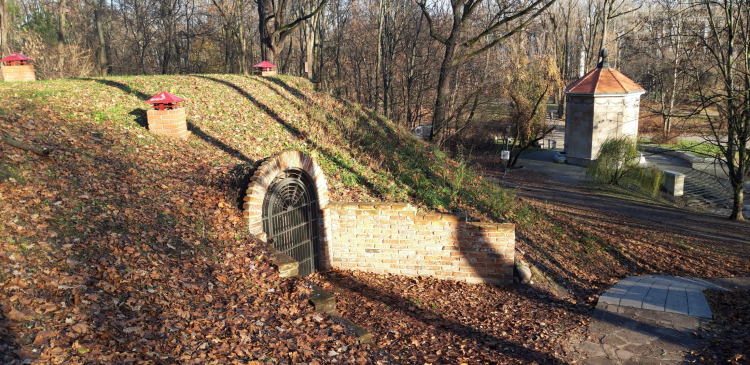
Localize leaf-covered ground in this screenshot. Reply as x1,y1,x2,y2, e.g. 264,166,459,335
696,290,750,364
0,74,525,364
1,75,749,364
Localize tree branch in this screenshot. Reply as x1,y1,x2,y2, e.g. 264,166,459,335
463,0,555,48
276,0,328,40
415,0,449,45
2,135,51,157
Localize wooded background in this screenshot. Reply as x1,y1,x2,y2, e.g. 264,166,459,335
0,0,746,146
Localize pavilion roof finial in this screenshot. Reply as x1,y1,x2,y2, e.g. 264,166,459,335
597,48,611,70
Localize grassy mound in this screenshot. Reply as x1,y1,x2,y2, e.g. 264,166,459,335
0,74,520,363
2,74,749,364
1,74,517,218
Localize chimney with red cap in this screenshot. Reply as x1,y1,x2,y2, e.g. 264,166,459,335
1,53,36,82
145,92,188,140
252,61,277,76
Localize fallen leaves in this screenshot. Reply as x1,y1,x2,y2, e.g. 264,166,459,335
71,323,89,334
695,290,750,364
5,307,29,321
312,269,589,364
0,76,384,364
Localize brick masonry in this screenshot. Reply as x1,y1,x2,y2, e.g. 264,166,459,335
1,65,36,82
325,202,515,285
146,107,189,140
243,151,516,285
243,150,330,242
253,70,278,76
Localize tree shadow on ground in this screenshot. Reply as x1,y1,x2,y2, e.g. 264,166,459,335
256,77,310,104
319,271,574,364
84,77,256,166
128,109,148,129
193,75,384,200
0,315,22,363
84,78,151,100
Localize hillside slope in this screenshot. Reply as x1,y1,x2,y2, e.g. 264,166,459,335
0,74,518,364
2,74,750,364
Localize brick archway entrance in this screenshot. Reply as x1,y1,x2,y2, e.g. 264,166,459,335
243,151,331,271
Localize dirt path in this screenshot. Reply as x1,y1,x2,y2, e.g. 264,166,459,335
512,182,750,251
474,152,750,260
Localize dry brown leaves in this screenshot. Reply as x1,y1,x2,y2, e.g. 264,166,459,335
312,269,590,364
693,290,750,364
0,101,382,364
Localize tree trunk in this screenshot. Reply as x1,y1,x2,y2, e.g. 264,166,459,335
0,0,8,56
729,182,745,220
599,0,609,54
95,0,108,76
304,13,318,80
57,0,68,77
312,12,323,83
373,0,384,112
257,0,277,64
238,0,247,75
430,39,457,141
239,21,247,74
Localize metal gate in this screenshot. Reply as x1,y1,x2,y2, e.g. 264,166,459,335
262,168,320,276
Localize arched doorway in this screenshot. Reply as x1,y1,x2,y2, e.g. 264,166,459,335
262,168,320,276
243,150,331,275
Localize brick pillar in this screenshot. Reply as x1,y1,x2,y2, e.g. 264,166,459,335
1,65,36,82
146,107,188,140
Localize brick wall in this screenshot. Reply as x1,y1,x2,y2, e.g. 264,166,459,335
326,202,515,285
1,65,36,82
146,107,188,140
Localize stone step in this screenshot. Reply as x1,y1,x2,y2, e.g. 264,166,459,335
268,247,373,344
678,169,745,214
309,285,336,314
308,285,373,344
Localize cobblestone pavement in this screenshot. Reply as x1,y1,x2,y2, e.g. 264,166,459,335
575,302,709,365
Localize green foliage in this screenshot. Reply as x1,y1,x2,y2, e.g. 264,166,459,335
587,136,664,195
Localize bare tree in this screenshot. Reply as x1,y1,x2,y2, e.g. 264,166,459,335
95,0,109,75
255,0,327,65
640,0,693,140
57,0,68,75
416,0,556,142
691,0,750,220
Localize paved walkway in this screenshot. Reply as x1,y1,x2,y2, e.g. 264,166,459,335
575,276,730,364
578,302,709,364
598,275,723,318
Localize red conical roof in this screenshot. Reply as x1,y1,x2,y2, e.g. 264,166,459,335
145,91,185,104
565,67,644,94
565,49,643,95
253,61,276,68
0,53,33,62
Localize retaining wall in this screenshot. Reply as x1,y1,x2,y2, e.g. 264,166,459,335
325,202,515,285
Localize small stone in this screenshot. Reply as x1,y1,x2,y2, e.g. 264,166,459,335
516,264,532,283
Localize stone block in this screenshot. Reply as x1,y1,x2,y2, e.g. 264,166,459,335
309,285,336,314
662,170,684,196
